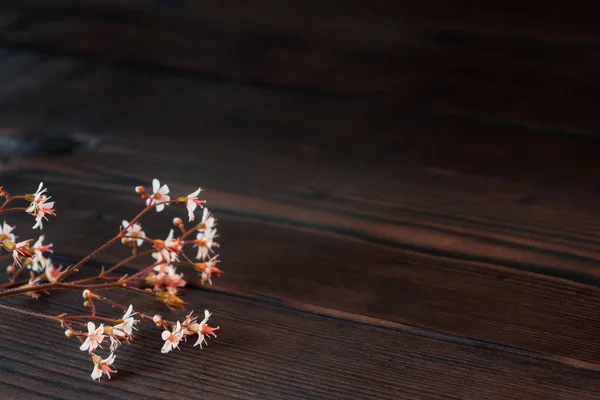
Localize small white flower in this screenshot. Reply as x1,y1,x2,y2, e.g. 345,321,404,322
201,257,222,286
12,240,32,266
193,310,219,348
80,322,106,353
30,235,53,272
91,352,117,381
149,265,186,294
29,182,47,202
0,222,16,243
161,321,184,353
199,208,216,231
185,187,204,222
147,179,170,212
194,228,219,260
121,220,146,247
26,182,56,230
113,304,138,338
25,273,46,299
152,230,182,264
44,258,61,283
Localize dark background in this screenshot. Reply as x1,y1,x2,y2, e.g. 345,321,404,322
1,2,600,399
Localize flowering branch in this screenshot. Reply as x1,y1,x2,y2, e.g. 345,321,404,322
0,179,222,381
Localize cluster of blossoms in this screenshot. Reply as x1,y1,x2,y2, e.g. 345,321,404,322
0,179,222,381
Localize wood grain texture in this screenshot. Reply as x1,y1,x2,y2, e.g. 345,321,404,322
1,2,600,131
4,288,600,400
1,47,600,398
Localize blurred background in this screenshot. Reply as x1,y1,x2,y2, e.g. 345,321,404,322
1,1,600,398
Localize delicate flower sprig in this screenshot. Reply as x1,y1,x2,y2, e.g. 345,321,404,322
0,179,223,381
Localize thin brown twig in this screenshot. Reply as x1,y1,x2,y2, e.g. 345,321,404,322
0,303,60,322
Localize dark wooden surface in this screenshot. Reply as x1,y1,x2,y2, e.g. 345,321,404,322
1,1,600,133
1,3,600,399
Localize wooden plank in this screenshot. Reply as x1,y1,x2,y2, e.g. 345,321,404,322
0,51,598,279
3,286,600,399
1,3,600,131
2,48,600,397
3,176,600,367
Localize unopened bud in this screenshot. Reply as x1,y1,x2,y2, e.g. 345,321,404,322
173,217,183,226
82,290,100,300
153,314,162,326
83,300,92,308
65,329,75,338
6,265,15,274
135,186,145,194
156,292,186,308
145,273,158,285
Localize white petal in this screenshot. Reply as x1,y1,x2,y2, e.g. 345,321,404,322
161,330,171,340
187,203,195,222
161,341,172,354
123,304,133,319
80,340,90,352
156,204,165,212
152,179,160,194
91,365,102,380
188,187,202,198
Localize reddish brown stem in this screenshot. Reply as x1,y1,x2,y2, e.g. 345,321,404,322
0,195,25,212
0,303,60,322
0,207,29,214
57,200,175,282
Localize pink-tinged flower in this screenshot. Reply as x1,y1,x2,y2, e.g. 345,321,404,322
0,222,15,244
113,304,137,338
181,311,197,336
108,305,138,350
29,182,47,201
161,321,184,353
91,353,116,381
33,235,53,256
194,228,219,260
184,187,204,222
80,322,106,353
30,235,54,272
43,258,62,283
26,182,56,230
23,273,49,299
147,265,186,294
195,256,223,286
193,310,219,348
121,220,146,247
147,179,170,212
12,240,32,266
152,230,182,264
198,208,216,231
